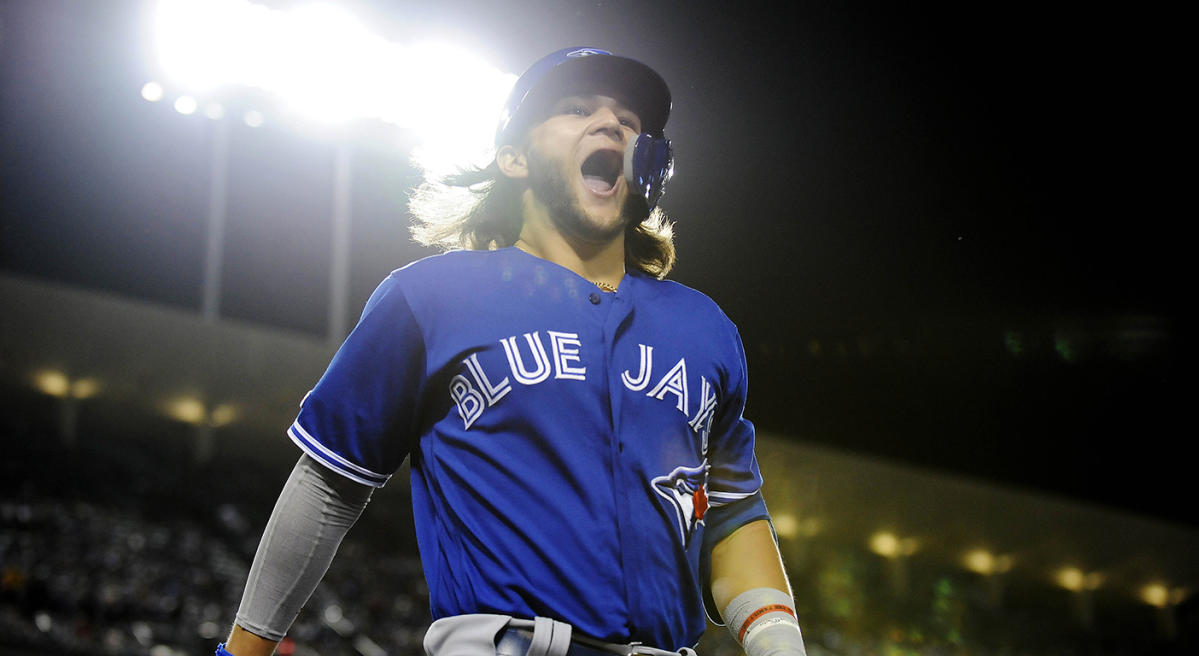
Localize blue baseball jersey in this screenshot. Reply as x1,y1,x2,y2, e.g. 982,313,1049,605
288,247,763,649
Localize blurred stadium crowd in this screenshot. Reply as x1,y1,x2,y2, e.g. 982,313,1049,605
1,389,1195,656
0,391,431,656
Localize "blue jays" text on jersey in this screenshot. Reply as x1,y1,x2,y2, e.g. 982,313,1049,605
287,248,763,649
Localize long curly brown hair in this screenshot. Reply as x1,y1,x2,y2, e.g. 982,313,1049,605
409,163,676,279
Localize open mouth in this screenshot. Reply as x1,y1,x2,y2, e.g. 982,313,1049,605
580,149,622,195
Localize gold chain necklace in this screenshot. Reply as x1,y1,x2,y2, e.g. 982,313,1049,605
513,239,621,293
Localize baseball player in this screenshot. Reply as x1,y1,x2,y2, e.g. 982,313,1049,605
218,47,806,656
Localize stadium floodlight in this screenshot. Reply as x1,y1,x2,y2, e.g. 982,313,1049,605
70,379,101,400
33,370,70,397
163,397,239,427
771,513,798,539
768,513,821,540
1054,566,1104,592
166,397,207,425
173,95,198,115
32,370,100,400
962,549,1013,576
869,530,919,559
151,0,516,167
1139,582,1186,608
141,81,165,102
210,403,239,427
1140,583,1170,608
870,531,900,557
399,40,518,175
153,0,266,93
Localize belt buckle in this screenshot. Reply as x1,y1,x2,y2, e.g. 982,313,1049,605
625,643,649,656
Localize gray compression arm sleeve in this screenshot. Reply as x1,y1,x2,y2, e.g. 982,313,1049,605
234,454,373,641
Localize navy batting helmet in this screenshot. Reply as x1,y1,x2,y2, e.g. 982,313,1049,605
496,47,674,209
495,47,672,145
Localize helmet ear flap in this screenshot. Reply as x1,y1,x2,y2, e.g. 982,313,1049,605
625,133,674,210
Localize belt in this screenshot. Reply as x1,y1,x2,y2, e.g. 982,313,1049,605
424,614,698,656
494,626,697,656
496,627,619,656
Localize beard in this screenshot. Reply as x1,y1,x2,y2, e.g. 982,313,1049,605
526,147,649,244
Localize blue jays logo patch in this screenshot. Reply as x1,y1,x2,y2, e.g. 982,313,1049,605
652,462,710,547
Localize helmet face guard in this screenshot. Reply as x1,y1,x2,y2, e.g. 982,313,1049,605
498,47,675,209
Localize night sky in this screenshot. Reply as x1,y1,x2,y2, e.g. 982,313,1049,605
1,1,1190,526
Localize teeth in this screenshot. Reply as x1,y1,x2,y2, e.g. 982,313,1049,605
583,175,613,193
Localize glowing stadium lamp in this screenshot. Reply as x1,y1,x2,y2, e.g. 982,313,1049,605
153,0,262,93
70,378,101,400
773,513,799,539
33,370,100,445
772,513,822,540
870,530,919,599
400,41,517,176
173,95,198,115
269,4,385,125
164,397,238,428
963,548,1013,609
210,403,239,428
1140,582,1187,640
870,531,898,557
164,397,239,463
151,0,515,150
1055,566,1104,629
33,370,70,398
1139,582,1186,608
962,548,1013,576
141,81,165,102
963,549,995,575
151,0,515,339
166,397,207,425
798,517,823,537
869,531,918,559
1054,566,1103,592
33,370,100,400
1141,583,1169,608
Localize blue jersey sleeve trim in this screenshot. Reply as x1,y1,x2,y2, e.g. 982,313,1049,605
287,420,391,488
706,489,758,507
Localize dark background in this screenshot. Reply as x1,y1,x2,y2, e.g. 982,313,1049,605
1,1,1191,526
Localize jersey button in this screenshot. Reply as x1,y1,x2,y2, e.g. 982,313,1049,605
588,293,601,305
